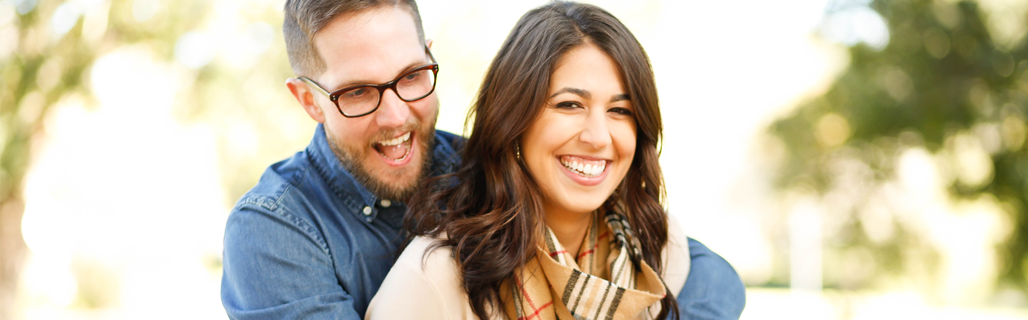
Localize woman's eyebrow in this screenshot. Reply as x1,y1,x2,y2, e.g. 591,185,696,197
610,94,630,102
549,87,590,99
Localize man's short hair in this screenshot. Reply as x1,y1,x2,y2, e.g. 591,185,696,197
283,0,426,77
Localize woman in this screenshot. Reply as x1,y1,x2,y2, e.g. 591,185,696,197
367,2,689,319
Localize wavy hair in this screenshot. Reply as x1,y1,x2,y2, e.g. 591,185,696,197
405,2,677,319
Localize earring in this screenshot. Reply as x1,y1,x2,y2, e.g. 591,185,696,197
515,143,522,160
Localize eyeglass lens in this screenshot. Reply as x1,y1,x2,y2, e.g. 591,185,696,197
336,67,436,116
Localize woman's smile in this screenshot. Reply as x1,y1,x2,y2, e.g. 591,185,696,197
557,155,610,186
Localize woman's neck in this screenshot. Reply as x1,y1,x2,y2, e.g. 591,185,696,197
543,206,594,257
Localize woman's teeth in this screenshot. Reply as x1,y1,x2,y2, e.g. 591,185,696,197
560,158,605,177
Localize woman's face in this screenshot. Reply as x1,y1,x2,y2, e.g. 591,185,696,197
521,42,637,219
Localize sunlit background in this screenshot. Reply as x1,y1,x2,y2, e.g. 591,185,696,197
2,0,1028,319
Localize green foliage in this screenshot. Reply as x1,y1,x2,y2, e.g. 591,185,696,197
770,0,1028,293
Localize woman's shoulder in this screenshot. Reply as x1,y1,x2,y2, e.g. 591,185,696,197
367,234,477,320
662,214,691,296
397,235,456,271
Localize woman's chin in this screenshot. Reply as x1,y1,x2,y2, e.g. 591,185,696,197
557,198,610,216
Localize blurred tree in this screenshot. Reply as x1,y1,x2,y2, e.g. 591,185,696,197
2,1,97,316
769,0,1028,297
1,0,301,316
0,0,212,317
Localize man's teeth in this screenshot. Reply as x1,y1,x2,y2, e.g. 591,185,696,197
379,132,411,146
560,158,605,177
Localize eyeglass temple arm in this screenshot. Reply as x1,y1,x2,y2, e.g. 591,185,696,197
425,45,437,64
298,76,333,98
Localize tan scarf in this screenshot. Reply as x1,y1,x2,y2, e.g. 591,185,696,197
501,210,667,320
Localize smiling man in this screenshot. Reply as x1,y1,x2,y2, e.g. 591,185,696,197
221,0,745,319
220,1,462,319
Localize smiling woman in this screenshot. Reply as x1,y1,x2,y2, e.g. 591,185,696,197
366,2,691,319
521,42,639,256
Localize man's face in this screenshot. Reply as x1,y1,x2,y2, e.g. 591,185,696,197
308,6,438,200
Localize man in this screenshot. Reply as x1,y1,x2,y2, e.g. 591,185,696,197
221,0,745,319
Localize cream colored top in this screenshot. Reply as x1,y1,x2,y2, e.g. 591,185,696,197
366,216,690,320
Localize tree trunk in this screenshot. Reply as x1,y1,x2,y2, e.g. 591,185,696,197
1,196,27,320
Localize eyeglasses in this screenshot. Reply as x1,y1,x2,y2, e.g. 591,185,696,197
299,47,439,118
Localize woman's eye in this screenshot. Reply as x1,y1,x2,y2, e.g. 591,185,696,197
555,101,581,109
609,107,633,115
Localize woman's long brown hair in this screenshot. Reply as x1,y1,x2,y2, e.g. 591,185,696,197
405,1,678,319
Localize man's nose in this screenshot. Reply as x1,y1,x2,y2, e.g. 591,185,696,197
578,110,611,149
375,88,410,128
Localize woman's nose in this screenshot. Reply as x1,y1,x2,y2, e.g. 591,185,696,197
578,110,612,149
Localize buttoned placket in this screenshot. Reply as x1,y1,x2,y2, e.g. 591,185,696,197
361,201,376,222
362,198,400,223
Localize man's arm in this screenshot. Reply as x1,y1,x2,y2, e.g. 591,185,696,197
676,238,746,320
221,201,362,320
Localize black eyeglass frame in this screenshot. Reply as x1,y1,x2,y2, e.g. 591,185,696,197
299,47,439,118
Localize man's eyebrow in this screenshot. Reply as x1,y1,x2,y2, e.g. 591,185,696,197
549,87,591,99
334,60,428,90
610,94,630,102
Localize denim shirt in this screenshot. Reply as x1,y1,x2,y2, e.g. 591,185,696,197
221,124,462,320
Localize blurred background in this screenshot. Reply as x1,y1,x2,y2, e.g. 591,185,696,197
2,0,1027,319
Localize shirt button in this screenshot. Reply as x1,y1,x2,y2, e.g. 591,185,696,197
380,199,392,208
362,206,372,215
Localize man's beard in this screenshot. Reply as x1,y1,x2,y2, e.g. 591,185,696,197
327,117,436,201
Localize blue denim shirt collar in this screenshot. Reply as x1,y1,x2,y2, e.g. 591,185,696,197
304,123,460,223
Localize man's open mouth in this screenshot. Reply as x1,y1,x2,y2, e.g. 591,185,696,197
373,132,412,161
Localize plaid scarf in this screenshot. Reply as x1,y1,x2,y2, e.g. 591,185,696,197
501,210,667,320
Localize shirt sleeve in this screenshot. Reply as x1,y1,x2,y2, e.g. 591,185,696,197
676,238,746,320
221,201,362,320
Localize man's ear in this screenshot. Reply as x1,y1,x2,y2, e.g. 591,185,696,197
286,78,325,123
